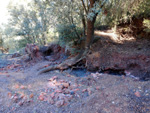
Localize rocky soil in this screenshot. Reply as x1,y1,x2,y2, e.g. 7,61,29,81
0,30,150,113
0,58,150,113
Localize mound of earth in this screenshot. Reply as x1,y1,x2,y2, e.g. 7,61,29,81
86,30,150,80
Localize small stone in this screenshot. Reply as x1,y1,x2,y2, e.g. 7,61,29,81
11,107,15,111
13,96,18,103
52,76,58,80
28,85,32,88
87,87,94,95
112,101,115,104
122,75,126,79
20,85,25,89
50,92,55,99
55,93,60,100
82,89,87,92
59,84,64,89
55,90,62,93
64,89,70,94
96,86,100,90
62,83,70,88
63,103,68,106
66,74,71,77
58,93,65,99
39,95,44,101
48,98,55,104
20,94,25,99
52,80,57,84
74,88,80,92
134,91,141,97
18,101,24,106
30,94,34,98
70,91,75,95
8,92,12,98
55,100,64,107
59,80,65,83
15,84,20,89
65,94,73,101
145,93,149,96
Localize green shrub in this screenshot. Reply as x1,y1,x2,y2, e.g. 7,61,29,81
56,24,83,47
143,19,150,33
18,38,32,49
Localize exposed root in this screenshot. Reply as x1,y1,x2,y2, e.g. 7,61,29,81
37,50,87,75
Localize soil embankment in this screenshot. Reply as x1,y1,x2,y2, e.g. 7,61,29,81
0,30,150,112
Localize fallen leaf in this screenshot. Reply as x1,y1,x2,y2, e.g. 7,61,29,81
39,95,44,101
82,89,87,92
74,88,80,92
62,83,70,88
55,90,62,93
30,94,34,98
135,91,141,97
20,85,25,89
15,84,20,89
8,92,12,98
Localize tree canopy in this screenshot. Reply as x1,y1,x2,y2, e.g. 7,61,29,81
0,0,149,53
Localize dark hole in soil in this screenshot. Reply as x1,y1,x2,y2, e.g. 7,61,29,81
70,68,91,77
140,72,150,81
43,49,53,56
64,68,91,77
66,64,150,81
99,69,125,76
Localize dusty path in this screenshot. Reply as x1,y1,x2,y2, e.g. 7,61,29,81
0,59,150,113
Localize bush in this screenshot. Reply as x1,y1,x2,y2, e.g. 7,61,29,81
18,38,32,49
143,19,150,33
56,24,83,47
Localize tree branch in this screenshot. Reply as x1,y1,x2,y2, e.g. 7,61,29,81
86,0,90,12
81,0,88,15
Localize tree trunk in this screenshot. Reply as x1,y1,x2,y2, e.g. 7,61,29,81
81,15,86,36
85,0,97,49
85,18,96,49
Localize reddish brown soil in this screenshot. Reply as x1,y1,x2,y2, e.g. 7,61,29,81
0,59,150,113
0,30,150,113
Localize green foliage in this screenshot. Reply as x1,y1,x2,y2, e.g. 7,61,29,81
97,0,149,27
18,38,32,48
0,28,3,47
143,19,150,33
56,24,83,47
4,0,54,46
1,0,150,53
0,37,3,47
132,0,150,18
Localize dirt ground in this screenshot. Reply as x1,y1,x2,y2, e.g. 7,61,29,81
0,58,150,113
0,30,150,113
